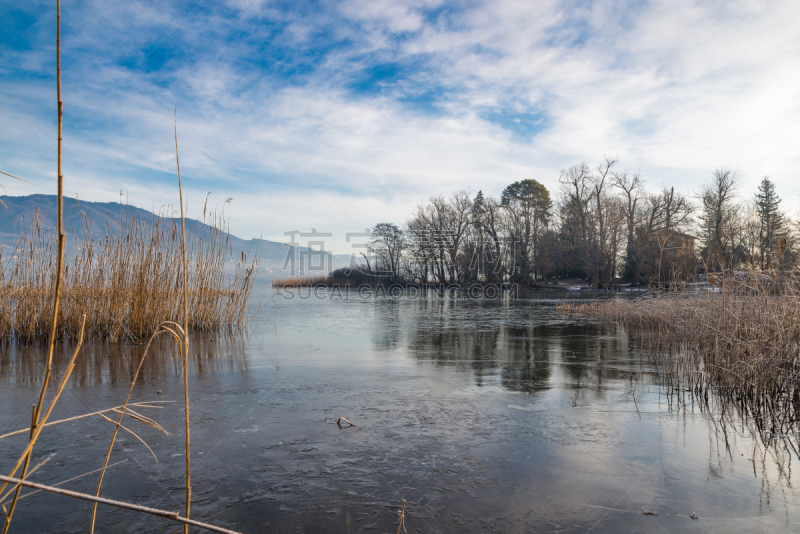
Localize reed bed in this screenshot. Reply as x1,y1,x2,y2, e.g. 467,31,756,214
272,275,359,287
0,206,256,343
559,275,800,438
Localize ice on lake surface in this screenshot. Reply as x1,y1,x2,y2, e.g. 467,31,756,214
1,289,798,533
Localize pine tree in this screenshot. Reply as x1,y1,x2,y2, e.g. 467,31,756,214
471,190,486,227
754,176,785,268
501,179,551,282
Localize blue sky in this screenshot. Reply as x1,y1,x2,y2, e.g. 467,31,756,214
1,0,799,251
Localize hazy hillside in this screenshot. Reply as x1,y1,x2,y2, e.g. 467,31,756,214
0,195,352,279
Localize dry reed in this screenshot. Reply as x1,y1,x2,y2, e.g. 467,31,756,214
1,317,84,530
0,204,256,343
559,274,800,438
173,109,192,534
396,499,406,534
89,321,185,532
0,460,127,509
0,401,172,442
336,417,355,428
0,475,241,534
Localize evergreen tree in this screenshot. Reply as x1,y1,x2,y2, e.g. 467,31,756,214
754,176,785,268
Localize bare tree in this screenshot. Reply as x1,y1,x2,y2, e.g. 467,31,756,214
470,191,506,283
412,192,473,284
558,157,619,287
612,170,642,283
699,167,741,271
427,197,451,283
740,200,762,271
559,162,594,282
369,223,406,281
443,191,473,283
591,156,619,287
407,204,438,283
653,186,695,282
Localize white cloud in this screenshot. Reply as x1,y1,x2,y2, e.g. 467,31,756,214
2,0,799,249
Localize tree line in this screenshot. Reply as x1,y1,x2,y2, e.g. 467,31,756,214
359,157,795,287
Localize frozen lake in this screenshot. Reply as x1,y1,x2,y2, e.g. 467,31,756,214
1,289,797,533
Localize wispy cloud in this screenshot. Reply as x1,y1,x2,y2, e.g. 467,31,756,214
1,0,799,249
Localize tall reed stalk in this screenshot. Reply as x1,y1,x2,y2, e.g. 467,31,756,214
174,108,192,534
1,2,68,527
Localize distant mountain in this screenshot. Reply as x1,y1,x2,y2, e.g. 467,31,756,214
0,195,353,280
